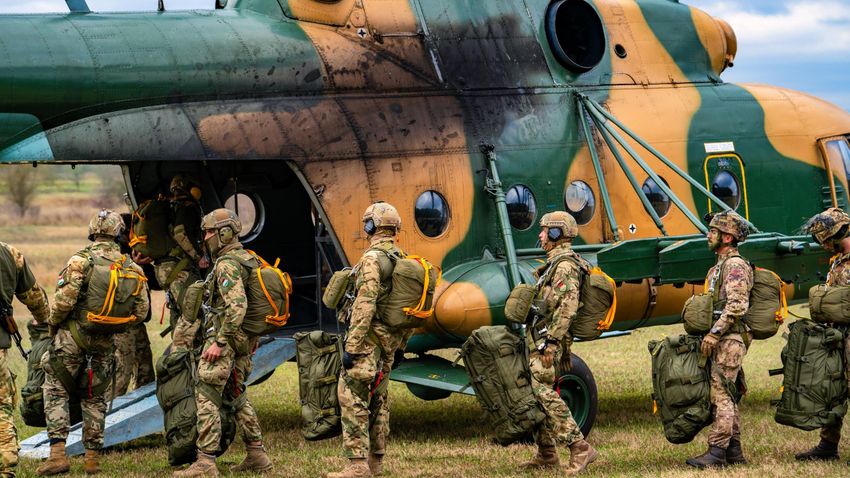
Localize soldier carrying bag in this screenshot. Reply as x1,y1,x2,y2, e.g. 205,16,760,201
294,330,343,440
461,325,546,445
19,321,83,427
772,319,848,431
73,249,148,334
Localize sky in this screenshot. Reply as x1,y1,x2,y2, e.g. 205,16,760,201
0,0,847,111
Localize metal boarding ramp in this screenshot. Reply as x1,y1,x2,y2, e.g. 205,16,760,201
20,337,297,459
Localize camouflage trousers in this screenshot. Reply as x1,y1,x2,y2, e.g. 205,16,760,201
42,329,113,450
0,349,18,476
820,334,850,444
529,350,583,448
112,323,155,398
707,336,748,448
338,324,406,459
195,336,263,454
154,260,199,334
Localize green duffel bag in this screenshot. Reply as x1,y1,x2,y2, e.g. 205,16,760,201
156,348,238,466
461,325,545,445
681,294,714,335
19,321,83,427
649,334,713,444
809,284,850,325
773,319,848,431
322,269,353,310
504,284,536,324
295,331,343,440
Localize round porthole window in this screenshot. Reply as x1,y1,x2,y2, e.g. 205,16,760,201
506,185,537,230
415,190,450,238
223,192,265,241
641,177,671,218
711,171,741,209
545,0,606,73
565,181,595,225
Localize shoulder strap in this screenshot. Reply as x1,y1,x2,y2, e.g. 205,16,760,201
537,253,586,290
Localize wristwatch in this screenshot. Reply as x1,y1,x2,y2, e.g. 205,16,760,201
710,327,722,335
215,338,228,348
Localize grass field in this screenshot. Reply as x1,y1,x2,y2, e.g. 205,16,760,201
3,186,850,477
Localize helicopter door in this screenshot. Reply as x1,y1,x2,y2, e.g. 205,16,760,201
817,136,850,209
703,153,749,219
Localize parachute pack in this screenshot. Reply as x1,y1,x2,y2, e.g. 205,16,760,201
74,250,148,334
772,319,848,431
19,321,83,427
155,347,239,466
504,254,616,341
294,330,343,441
808,284,850,325
229,250,293,336
682,257,786,340
364,244,441,329
649,334,741,444
461,325,546,445
129,198,178,260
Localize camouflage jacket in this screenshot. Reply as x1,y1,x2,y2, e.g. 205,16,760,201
534,242,583,344
209,244,252,344
50,240,150,329
706,247,753,337
344,230,402,355
0,242,50,348
170,197,203,262
826,252,850,287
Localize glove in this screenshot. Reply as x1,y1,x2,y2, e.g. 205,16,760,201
701,333,720,357
540,343,558,368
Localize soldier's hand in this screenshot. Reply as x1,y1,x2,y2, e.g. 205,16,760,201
700,333,720,357
202,341,225,362
132,251,153,265
541,343,558,368
198,256,210,269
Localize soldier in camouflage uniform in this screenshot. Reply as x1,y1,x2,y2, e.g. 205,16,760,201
521,211,597,475
0,242,50,478
136,175,206,340
328,202,410,478
37,210,150,476
174,209,271,478
687,211,753,469
796,207,850,462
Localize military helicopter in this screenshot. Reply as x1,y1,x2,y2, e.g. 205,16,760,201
4,0,850,456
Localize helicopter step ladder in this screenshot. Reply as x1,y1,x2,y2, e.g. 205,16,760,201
19,336,297,459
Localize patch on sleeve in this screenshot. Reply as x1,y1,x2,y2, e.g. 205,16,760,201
555,280,567,293
57,267,69,287
219,277,234,293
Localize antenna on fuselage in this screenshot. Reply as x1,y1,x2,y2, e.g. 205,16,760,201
158,0,165,11
65,0,90,13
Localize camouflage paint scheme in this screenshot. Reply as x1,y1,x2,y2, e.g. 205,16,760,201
0,0,849,351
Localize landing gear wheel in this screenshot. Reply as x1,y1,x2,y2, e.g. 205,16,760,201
556,353,598,437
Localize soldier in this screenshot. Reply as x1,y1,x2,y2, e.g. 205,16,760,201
173,208,272,477
521,211,597,474
327,202,411,478
135,174,207,338
686,211,752,468
36,210,150,476
0,242,50,478
796,207,850,462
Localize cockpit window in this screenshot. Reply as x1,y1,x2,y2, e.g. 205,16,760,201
826,138,850,182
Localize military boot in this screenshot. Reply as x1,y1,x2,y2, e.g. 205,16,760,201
726,438,747,465
686,446,727,468
325,458,372,478
565,439,598,475
36,441,70,476
368,454,383,476
172,452,218,478
519,445,559,469
795,439,839,461
230,444,272,473
83,450,101,475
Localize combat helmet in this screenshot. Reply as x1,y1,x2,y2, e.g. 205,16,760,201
805,207,850,245
708,210,749,242
170,174,202,201
88,209,124,240
362,202,401,235
201,208,242,256
539,211,578,241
